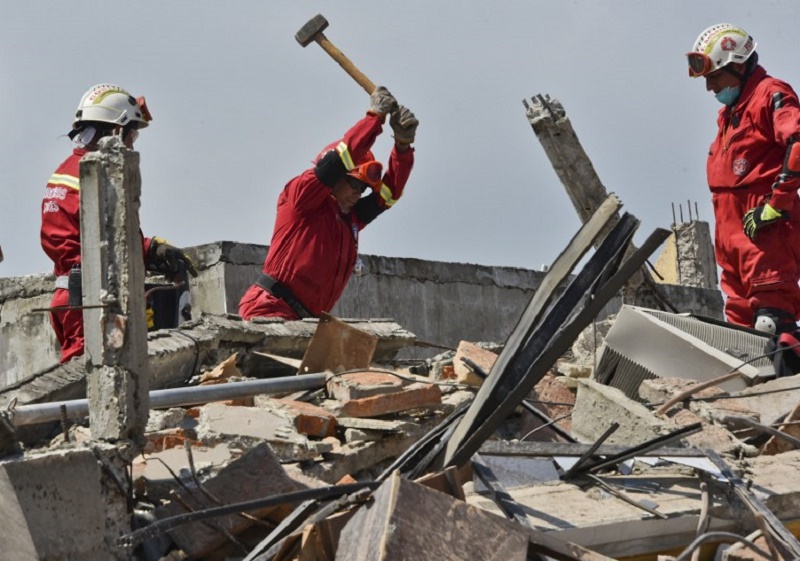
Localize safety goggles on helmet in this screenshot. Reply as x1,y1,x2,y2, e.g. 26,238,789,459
687,52,713,77
347,160,383,192
136,96,153,123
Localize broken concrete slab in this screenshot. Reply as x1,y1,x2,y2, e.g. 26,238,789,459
336,471,529,560
195,402,333,462
0,444,126,561
571,378,670,445
733,374,800,427
572,378,751,455
761,400,800,455
0,314,415,411
466,470,736,559
133,442,234,502
154,442,302,558
334,416,417,434
640,377,759,419
326,371,405,401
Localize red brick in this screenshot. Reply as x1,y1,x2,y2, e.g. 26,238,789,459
532,372,576,432
341,383,442,418
273,399,337,438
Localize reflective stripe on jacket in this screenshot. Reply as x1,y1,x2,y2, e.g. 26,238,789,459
260,113,414,317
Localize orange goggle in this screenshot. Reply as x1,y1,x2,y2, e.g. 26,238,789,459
687,52,713,77
137,96,153,122
347,160,383,191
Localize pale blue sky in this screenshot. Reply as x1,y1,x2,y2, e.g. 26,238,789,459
3,1,798,278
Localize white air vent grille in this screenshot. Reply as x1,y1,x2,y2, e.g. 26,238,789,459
592,306,770,402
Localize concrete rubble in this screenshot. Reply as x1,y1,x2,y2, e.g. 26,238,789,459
4,96,800,561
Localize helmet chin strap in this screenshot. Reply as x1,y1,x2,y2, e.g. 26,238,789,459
72,125,97,147
722,65,744,81
722,54,758,91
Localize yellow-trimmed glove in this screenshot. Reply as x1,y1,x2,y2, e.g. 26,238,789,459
147,237,198,278
743,203,789,241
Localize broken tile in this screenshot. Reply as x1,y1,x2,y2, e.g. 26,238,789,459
195,402,333,461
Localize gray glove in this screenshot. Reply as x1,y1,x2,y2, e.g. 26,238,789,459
369,86,397,116
390,105,418,145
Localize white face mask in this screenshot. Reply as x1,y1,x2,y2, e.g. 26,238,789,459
74,126,97,147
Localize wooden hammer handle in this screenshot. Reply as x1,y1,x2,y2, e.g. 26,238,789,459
315,33,376,95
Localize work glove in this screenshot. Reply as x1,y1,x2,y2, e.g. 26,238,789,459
743,203,789,241
147,237,198,278
390,105,418,145
369,86,397,117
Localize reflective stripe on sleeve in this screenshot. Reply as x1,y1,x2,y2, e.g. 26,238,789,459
336,142,356,171
379,182,398,207
49,173,80,190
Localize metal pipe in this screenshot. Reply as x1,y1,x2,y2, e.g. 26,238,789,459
8,373,329,427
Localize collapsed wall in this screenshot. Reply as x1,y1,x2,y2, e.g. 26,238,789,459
0,240,724,390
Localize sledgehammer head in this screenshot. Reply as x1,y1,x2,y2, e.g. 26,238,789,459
296,14,328,47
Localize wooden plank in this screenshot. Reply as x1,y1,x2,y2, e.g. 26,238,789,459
446,227,670,468
439,196,622,468
335,472,528,561
442,214,641,468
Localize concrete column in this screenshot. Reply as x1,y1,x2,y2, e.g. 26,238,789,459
524,94,675,311
80,136,149,444
653,220,718,289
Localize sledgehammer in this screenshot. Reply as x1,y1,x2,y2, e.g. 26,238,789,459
295,14,376,95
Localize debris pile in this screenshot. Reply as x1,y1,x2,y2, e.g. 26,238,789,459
3,95,800,561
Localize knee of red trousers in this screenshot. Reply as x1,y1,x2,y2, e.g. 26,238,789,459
725,296,753,327
50,289,85,363
238,285,297,321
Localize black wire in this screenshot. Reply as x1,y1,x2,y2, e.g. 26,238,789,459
118,481,379,550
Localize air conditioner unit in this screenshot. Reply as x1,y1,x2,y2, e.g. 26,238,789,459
593,305,772,402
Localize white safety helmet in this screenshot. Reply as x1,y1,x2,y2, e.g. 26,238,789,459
687,24,756,78
71,83,151,129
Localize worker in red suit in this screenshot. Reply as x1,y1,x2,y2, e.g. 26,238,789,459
41,83,197,363
238,87,417,320
687,24,800,337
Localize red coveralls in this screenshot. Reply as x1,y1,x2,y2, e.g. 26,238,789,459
238,113,414,320
41,148,153,362
708,65,800,327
